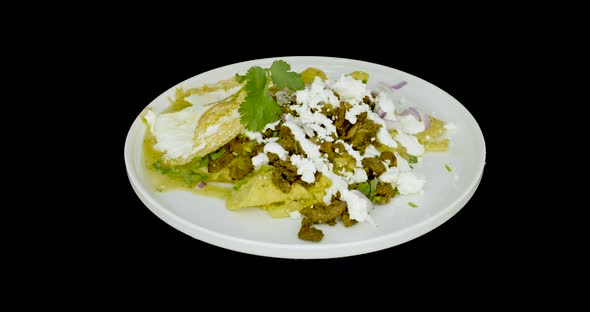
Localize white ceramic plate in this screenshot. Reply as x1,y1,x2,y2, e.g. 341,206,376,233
124,56,486,259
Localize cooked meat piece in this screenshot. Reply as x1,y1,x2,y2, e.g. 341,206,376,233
362,157,386,179
321,104,338,120
374,182,396,204
227,136,260,155
363,95,375,110
270,156,299,193
276,126,301,154
349,129,374,150
347,116,380,151
319,141,346,163
298,218,324,242
379,151,397,167
341,210,358,227
335,102,352,136
207,150,235,173
228,156,254,180
300,201,347,224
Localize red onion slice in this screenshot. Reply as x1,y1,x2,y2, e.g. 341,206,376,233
421,113,431,129
197,181,207,188
391,81,408,90
375,105,386,118
399,107,420,121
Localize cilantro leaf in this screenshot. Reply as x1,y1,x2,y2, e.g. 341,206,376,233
369,179,378,194
356,183,371,196
235,73,247,83
269,60,304,91
238,66,282,131
210,147,226,160
233,179,248,190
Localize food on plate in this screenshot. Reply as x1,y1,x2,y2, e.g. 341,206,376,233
142,60,452,241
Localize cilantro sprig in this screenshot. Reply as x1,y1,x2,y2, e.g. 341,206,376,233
235,60,304,131
355,179,382,203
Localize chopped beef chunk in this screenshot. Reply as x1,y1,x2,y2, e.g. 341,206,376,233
207,150,235,173
300,201,347,224
228,156,254,180
362,157,386,179
341,210,358,227
319,141,346,163
298,218,324,242
345,113,381,151
379,151,397,167
276,126,301,154
334,102,353,137
374,182,396,204
269,153,299,193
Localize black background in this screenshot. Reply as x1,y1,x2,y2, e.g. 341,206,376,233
1,5,588,305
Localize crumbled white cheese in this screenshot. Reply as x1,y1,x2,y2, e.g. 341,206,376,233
394,131,424,156
397,172,426,195
366,112,398,148
345,103,371,124
348,168,368,184
289,210,302,219
275,90,291,105
251,152,269,170
394,152,411,172
290,154,317,183
295,77,340,109
263,120,281,132
363,144,381,158
331,75,369,105
336,139,362,166
283,115,321,159
398,114,425,135
379,166,399,184
242,130,279,144
264,142,288,161
377,128,398,148
318,164,348,203
291,79,339,141
375,92,397,121
340,190,372,222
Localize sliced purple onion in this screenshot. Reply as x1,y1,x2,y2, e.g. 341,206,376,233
400,107,420,121
375,105,386,118
197,181,207,189
391,81,408,90
421,113,431,129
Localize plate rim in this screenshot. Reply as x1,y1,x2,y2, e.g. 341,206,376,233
124,56,486,259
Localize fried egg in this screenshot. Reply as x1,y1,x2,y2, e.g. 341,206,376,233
143,84,244,165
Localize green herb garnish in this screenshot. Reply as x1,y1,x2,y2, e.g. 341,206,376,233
356,183,371,196
355,179,381,203
445,164,452,172
408,202,418,208
233,179,248,190
210,147,226,160
408,155,418,164
236,60,304,131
